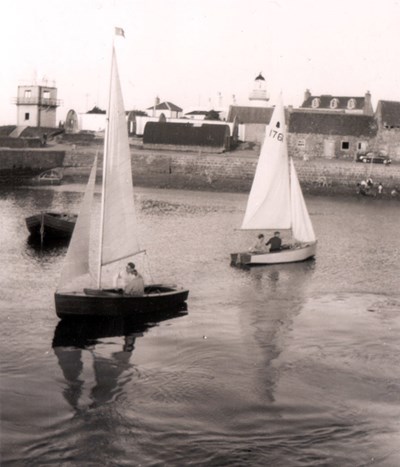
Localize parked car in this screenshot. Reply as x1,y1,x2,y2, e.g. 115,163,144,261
356,151,392,165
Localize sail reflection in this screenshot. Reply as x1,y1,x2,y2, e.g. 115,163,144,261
237,260,316,402
52,308,187,410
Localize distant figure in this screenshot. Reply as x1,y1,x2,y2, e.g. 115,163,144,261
358,180,368,196
377,182,383,195
114,262,144,296
250,233,266,253
391,189,398,197
266,231,282,252
42,133,47,147
367,177,373,188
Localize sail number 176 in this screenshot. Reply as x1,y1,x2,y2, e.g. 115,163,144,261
269,129,284,141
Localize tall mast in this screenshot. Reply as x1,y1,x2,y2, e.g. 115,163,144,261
97,37,115,288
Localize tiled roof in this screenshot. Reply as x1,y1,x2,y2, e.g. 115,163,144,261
227,106,275,124
147,101,183,112
289,111,377,137
301,95,365,111
377,100,400,127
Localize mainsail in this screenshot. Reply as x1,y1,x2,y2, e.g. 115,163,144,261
240,94,316,244
241,96,291,230
99,46,141,270
57,156,98,291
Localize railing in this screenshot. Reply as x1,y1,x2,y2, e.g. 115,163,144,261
13,97,61,106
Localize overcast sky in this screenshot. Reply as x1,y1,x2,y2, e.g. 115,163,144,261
1,0,400,125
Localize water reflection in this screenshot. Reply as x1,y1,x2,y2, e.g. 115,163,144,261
238,261,316,403
26,234,70,250
52,309,187,410
25,235,69,263
248,259,316,289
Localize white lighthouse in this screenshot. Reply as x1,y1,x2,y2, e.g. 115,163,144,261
248,73,269,107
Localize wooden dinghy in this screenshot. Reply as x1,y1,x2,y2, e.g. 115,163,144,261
25,212,77,239
54,39,189,320
231,242,317,267
55,286,189,319
231,95,317,267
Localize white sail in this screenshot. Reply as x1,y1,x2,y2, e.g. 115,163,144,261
100,47,141,268
57,156,98,291
290,158,316,242
241,96,291,230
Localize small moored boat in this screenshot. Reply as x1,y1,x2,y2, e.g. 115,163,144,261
25,212,77,239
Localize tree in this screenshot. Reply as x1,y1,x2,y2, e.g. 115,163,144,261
205,110,220,121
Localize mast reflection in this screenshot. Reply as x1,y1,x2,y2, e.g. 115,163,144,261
52,308,187,410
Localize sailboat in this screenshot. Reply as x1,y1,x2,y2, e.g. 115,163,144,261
25,212,77,240
231,95,317,267
55,35,189,318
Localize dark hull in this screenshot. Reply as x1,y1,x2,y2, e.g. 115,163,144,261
25,212,77,239
55,285,189,319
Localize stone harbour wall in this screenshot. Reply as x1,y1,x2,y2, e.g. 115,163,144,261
63,148,400,197
0,149,66,183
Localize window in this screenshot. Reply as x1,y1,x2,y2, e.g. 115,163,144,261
358,141,367,151
330,98,339,109
297,139,305,147
24,113,30,120
43,91,50,99
341,141,349,150
311,98,320,108
347,98,356,109
24,90,31,98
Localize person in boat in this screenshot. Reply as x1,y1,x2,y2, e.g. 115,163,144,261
114,262,145,296
266,231,282,252
249,233,266,253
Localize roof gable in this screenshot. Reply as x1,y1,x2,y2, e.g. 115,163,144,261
227,106,274,124
147,101,183,112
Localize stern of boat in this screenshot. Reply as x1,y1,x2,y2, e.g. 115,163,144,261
230,252,252,267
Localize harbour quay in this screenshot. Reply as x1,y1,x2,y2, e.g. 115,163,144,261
61,142,400,197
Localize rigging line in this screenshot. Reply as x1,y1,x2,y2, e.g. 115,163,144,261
143,250,156,285
101,249,147,267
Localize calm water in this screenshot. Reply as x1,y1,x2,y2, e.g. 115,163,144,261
1,185,400,466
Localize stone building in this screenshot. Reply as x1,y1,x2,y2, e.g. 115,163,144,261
287,111,377,160
374,100,400,159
